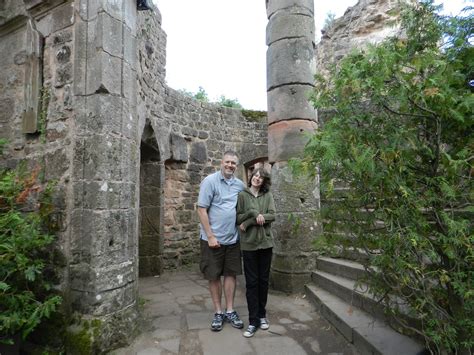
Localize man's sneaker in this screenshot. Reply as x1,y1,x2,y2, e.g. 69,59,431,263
259,318,269,330
225,310,244,329
243,325,257,338
211,313,224,331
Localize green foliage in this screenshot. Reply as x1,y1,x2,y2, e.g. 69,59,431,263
0,157,62,344
294,1,473,352
178,87,245,108
241,109,267,122
217,95,243,108
179,86,210,103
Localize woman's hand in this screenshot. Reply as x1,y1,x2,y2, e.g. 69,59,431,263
256,214,265,225
239,223,246,232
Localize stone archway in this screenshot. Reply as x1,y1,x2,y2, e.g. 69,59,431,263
138,121,164,277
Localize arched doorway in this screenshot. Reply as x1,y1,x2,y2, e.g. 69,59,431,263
138,121,164,276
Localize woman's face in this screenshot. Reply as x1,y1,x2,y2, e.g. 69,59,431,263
251,172,264,189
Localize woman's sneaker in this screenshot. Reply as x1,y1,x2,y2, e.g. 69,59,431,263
211,312,225,331
243,325,257,338
259,318,269,330
225,310,244,329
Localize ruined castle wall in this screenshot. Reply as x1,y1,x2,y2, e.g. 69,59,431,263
137,9,268,271
315,0,405,79
0,0,75,301
1,1,142,350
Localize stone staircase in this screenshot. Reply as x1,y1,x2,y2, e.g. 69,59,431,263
305,256,426,355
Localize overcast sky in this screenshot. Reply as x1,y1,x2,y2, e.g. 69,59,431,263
152,0,470,111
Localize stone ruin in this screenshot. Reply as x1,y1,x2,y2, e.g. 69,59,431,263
0,0,403,351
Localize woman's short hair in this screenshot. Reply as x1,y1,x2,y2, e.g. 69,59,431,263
248,167,271,193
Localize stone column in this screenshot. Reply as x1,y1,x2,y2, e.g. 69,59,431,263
70,0,139,350
266,0,321,292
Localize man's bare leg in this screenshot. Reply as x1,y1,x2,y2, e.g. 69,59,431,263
209,278,223,313
223,275,236,312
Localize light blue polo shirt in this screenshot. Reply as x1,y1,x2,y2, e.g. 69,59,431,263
198,171,245,245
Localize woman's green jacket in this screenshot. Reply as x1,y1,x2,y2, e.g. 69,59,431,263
236,188,276,251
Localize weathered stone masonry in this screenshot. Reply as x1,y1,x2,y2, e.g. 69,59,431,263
0,1,267,351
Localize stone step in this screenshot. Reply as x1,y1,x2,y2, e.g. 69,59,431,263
312,270,421,337
337,246,381,262
305,283,425,355
312,270,387,321
317,256,366,281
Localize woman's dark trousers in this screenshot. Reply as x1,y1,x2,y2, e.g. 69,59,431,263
243,248,273,327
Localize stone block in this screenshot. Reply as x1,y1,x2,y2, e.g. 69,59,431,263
267,84,316,124
189,142,207,164
86,49,122,95
44,148,69,180
69,262,93,291
123,25,136,67
122,61,136,100
123,0,137,34
51,2,74,33
52,28,73,46
272,213,321,251
122,100,138,140
266,0,314,19
170,133,188,162
139,186,161,206
73,181,124,209
84,0,124,22
70,209,138,260
22,20,42,134
267,37,315,90
269,268,311,293
54,62,72,87
120,182,137,209
36,12,52,37
139,206,162,236
140,161,162,187
73,134,124,181
97,12,123,58
73,17,88,95
266,12,314,46
268,119,316,162
271,162,320,212
123,141,140,185
71,280,136,317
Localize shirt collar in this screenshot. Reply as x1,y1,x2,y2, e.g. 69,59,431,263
219,171,235,185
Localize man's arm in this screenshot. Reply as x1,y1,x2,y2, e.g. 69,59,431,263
197,207,220,248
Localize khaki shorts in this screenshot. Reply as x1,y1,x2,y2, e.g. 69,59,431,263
200,239,242,280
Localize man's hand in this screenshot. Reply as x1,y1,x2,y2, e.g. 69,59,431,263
256,214,265,225
207,234,220,248
239,223,246,232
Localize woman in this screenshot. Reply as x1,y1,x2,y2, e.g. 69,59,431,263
236,167,276,338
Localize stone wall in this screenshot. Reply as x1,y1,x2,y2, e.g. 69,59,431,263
0,0,75,298
315,0,407,78
137,9,268,272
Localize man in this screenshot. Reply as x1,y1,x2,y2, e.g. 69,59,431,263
197,150,245,332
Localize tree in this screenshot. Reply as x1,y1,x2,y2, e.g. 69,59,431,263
0,140,62,346
178,87,243,108
217,95,243,109
293,1,473,353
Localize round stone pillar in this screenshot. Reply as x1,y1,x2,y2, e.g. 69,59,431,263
266,0,321,292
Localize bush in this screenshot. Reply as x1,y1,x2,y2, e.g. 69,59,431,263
0,141,62,345
292,1,473,353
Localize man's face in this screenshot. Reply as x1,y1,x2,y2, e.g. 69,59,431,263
221,154,238,179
